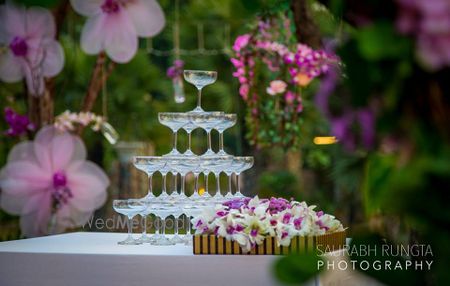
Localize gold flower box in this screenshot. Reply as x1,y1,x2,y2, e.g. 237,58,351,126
193,230,346,255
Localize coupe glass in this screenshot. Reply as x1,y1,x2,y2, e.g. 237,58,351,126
216,114,237,155
172,157,199,199
158,162,173,200
171,206,185,244
133,156,166,200
182,119,197,156
151,202,177,245
232,157,254,198
190,113,223,156
202,156,233,200
113,199,146,245
183,70,217,113
159,113,187,157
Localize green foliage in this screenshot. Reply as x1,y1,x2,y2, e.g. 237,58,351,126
258,170,298,198
274,252,324,284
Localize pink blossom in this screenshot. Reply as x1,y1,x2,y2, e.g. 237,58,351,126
70,0,165,63
284,91,295,104
239,84,249,100
266,80,287,95
0,3,65,96
233,34,251,52
0,126,109,237
230,58,243,68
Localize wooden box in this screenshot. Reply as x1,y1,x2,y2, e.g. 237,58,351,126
193,230,346,255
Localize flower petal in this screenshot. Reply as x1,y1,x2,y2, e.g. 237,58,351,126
103,12,137,63
0,161,51,196
7,141,37,162
70,0,103,17
33,126,56,171
19,192,52,237
125,0,165,37
41,39,65,77
67,161,109,212
50,131,75,171
0,3,26,42
0,50,23,82
80,13,107,55
25,6,56,39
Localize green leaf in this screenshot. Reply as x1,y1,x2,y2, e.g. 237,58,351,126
274,252,324,284
356,21,412,61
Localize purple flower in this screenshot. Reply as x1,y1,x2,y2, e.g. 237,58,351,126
223,198,248,209
267,197,291,214
293,217,303,230
3,107,35,137
233,34,251,52
166,59,184,79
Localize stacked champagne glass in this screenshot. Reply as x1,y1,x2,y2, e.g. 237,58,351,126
113,70,254,246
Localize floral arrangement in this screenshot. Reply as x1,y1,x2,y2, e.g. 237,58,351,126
231,15,339,149
54,110,106,132
192,196,344,253
0,126,109,237
0,0,165,237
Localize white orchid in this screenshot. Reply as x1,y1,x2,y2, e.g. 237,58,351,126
191,196,344,253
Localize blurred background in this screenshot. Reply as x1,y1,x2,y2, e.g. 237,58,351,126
1,0,449,284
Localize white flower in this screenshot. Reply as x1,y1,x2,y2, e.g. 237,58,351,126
266,80,287,95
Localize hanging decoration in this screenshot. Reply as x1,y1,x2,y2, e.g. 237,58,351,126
230,15,339,150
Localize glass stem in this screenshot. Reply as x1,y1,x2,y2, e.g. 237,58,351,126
173,131,178,152
205,173,209,195
188,131,192,152
207,130,212,152
155,217,160,235
236,174,241,195
181,175,186,196
219,132,224,152
147,174,153,197
216,173,220,195
174,173,178,194
127,216,133,240
162,174,167,196
197,88,202,109
186,216,191,235
142,216,147,236
161,218,166,236
194,174,199,195
174,216,179,235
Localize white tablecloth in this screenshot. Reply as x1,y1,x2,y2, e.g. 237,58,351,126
0,232,285,286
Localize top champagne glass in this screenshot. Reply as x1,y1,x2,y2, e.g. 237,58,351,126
183,70,217,113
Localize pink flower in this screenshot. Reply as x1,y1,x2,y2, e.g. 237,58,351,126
70,0,165,63
284,91,295,104
0,3,65,96
0,126,109,237
233,34,251,52
266,80,287,95
239,84,249,100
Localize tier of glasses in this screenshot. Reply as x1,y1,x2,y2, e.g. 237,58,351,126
158,112,237,157
113,70,254,246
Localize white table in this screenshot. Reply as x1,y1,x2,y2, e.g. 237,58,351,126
0,232,284,286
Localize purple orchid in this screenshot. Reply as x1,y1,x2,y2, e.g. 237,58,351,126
3,107,35,137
